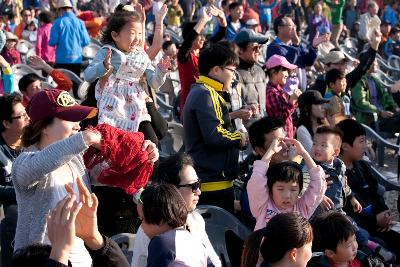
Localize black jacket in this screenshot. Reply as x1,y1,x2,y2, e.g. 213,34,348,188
43,235,130,267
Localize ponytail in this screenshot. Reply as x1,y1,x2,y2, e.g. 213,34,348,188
240,229,264,267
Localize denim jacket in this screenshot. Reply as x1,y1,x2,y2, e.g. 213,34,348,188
313,158,353,216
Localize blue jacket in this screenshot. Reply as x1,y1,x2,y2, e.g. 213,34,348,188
382,6,398,27
225,16,244,42
313,158,353,216
49,11,90,64
266,38,318,69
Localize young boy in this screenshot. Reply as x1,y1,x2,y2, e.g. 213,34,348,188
337,119,400,261
309,212,379,267
324,69,349,125
311,126,361,216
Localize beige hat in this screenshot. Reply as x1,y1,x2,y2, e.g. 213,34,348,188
324,50,346,64
5,31,18,41
56,0,73,8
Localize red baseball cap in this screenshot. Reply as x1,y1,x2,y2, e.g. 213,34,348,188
27,89,97,124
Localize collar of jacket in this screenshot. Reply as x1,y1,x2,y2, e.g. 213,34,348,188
238,57,254,70
326,88,344,98
196,75,224,92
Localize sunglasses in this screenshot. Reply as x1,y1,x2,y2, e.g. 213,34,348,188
176,180,201,193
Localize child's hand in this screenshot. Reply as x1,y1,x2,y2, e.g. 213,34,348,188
201,6,214,22
158,56,171,73
350,197,362,213
283,138,306,156
103,48,112,71
134,3,146,22
155,4,168,24
289,88,302,105
319,195,334,211
262,138,284,162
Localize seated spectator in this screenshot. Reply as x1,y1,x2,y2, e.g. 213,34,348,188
0,0,14,17
36,11,55,65
178,6,227,112
279,0,304,34
226,2,244,41
247,134,326,230
18,55,73,107
14,9,34,39
139,183,209,267
266,15,328,90
265,55,301,138
234,29,268,120
5,13,17,33
337,119,400,260
296,90,329,153
384,26,400,59
1,32,20,66
77,11,105,39
241,213,313,267
0,93,29,267
183,43,247,212
131,153,221,267
21,20,37,45
308,2,330,43
310,31,381,97
162,40,178,71
10,178,130,267
379,20,391,54
343,0,359,35
324,69,349,125
382,1,398,27
351,60,400,135
309,212,383,267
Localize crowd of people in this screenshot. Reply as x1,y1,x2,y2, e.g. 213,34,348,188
0,0,399,266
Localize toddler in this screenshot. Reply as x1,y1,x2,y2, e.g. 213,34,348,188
248,137,326,230
84,4,170,132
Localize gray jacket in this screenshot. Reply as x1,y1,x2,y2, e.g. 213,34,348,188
236,59,267,117
11,133,90,251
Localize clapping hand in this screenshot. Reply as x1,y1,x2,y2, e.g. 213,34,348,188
155,4,168,25
158,56,171,73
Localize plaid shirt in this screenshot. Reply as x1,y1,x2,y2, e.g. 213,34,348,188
265,82,296,138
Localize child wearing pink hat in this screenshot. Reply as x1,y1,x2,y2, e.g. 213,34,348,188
265,55,301,138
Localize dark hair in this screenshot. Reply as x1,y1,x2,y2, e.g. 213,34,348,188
38,11,53,24
336,119,366,146
390,27,400,36
266,65,288,78
10,244,52,267
18,73,41,92
325,69,345,87
267,161,304,193
101,8,142,44
297,97,324,139
162,40,175,51
25,20,37,30
248,117,284,150
80,80,99,129
0,93,23,132
315,125,343,144
182,21,197,40
241,213,313,267
7,12,16,20
21,117,54,147
153,153,194,186
141,183,188,228
273,14,291,34
198,43,239,75
228,2,241,10
311,212,356,252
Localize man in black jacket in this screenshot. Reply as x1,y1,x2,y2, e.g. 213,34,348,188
309,30,382,96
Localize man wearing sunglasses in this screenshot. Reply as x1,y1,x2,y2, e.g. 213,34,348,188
234,29,267,126
0,93,30,267
132,153,221,267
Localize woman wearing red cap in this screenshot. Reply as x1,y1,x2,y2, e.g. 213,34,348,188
11,89,158,267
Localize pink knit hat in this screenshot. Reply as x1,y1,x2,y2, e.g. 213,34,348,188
265,55,297,70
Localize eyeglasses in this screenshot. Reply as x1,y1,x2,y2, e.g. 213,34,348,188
222,66,236,74
11,113,29,120
176,180,201,193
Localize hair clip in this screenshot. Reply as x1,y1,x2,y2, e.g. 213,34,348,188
122,5,135,12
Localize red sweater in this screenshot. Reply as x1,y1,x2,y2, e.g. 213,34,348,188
178,51,198,112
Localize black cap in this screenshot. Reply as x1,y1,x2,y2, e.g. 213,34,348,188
234,29,268,45
298,90,329,108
